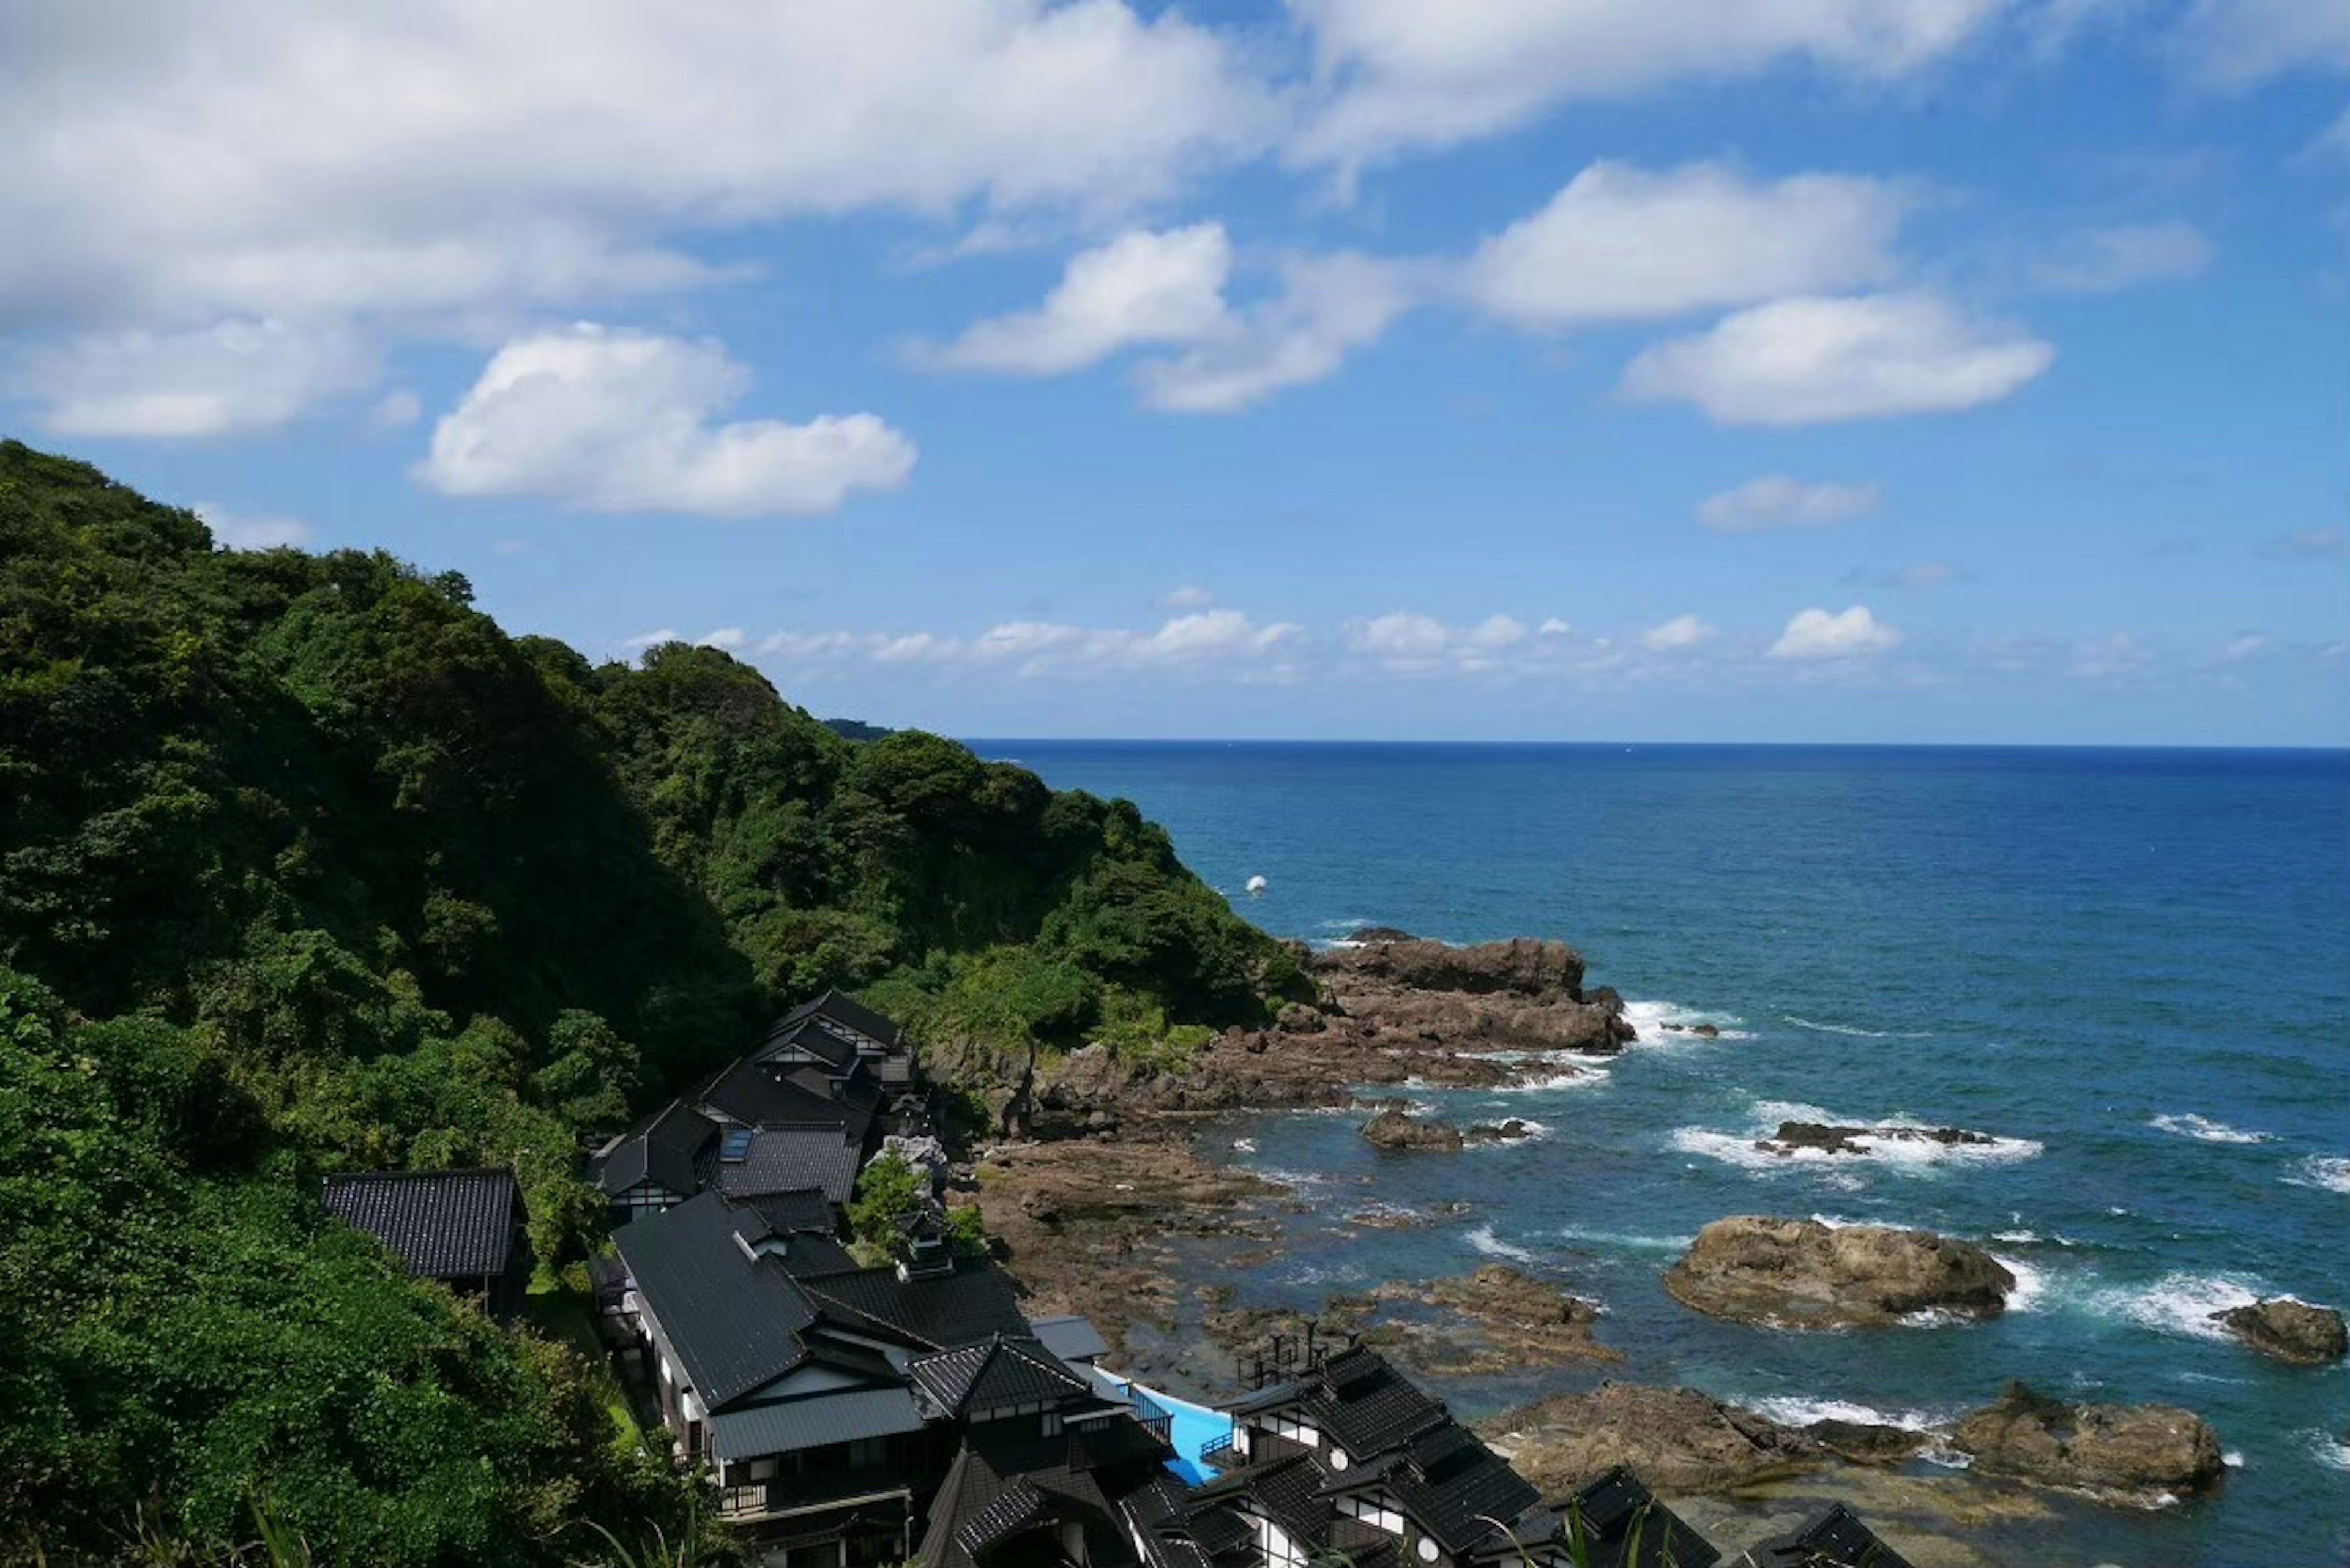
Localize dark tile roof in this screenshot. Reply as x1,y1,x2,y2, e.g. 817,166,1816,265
1374,1422,1537,1557
1740,1504,1912,1568
756,1015,864,1072
739,1187,838,1235
911,1335,1092,1417
1559,1467,1720,1568
1028,1314,1111,1364
797,1257,1033,1350
767,988,905,1051
594,1100,717,1197
1297,1346,1450,1461
701,1057,860,1130
320,1168,520,1280
613,1190,814,1408
704,1385,928,1462
715,1126,865,1205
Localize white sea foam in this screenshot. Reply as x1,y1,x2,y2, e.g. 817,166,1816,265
2149,1113,2272,1145
2285,1155,2350,1195
1624,998,1754,1042
1493,1069,1610,1093
1781,1014,1889,1038
1229,1137,1258,1154
1556,1225,1695,1254
1256,1166,1334,1193
2307,1432,2350,1473
2223,1450,2245,1469
2089,1272,2266,1341
1991,1254,2048,1313
1466,1224,1539,1264
1747,1395,1947,1432
1671,1099,2042,1176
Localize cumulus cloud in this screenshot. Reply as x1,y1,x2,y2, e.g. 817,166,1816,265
416,324,916,518
17,319,376,438
195,502,314,550
1344,610,1542,671
1288,0,2000,171
1767,604,1902,659
1461,162,1909,329
1158,584,1217,611
2027,220,2214,294
619,626,745,652
2169,0,2350,89
1640,614,1715,651
0,1,1273,339
758,608,1303,678
912,225,1234,374
1133,252,1419,413
1621,293,2054,425
1698,476,1882,532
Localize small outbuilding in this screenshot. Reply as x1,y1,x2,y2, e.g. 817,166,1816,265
320,1167,531,1321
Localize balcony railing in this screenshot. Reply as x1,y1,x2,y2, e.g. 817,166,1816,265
1199,1429,1239,1468
716,1465,912,1523
1126,1386,1175,1447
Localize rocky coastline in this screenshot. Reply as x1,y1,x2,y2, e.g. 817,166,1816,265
946,928,2274,1566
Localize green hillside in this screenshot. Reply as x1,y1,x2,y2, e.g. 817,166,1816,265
0,441,1288,1566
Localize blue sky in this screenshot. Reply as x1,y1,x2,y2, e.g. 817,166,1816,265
4,1,2344,744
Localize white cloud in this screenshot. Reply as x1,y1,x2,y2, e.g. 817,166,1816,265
1158,585,1217,611
1461,162,1909,329
698,627,747,650
759,609,1302,678
1344,610,1548,671
17,319,375,438
1538,617,1573,637
1698,476,1883,532
1288,0,2001,171
1640,614,1715,651
2169,0,2350,89
195,502,313,550
619,628,681,651
417,324,916,518
2219,633,2274,662
2028,220,2213,293
0,1,1274,340
1134,252,1419,412
368,389,423,431
1767,604,1902,659
1621,293,2054,425
914,224,1234,374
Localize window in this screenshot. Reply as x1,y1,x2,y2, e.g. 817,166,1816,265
1042,1411,1063,1436
748,1458,776,1481
720,1127,755,1163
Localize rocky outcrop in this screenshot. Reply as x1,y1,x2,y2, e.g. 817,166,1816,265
2211,1297,2348,1365
1315,932,1633,1056
1762,1121,1998,1157
1480,1383,1825,1493
1201,1264,1614,1380
1662,1217,2016,1328
1323,931,1587,996
1951,1382,2225,1499
1359,1105,1537,1151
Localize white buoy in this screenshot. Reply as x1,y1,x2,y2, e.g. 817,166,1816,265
1244,874,1268,895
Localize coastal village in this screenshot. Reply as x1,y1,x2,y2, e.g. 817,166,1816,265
319,936,2344,1568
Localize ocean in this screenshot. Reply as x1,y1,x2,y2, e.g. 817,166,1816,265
972,742,2350,1567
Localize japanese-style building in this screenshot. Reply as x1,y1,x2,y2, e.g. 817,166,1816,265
1734,1503,1916,1568
319,1167,532,1321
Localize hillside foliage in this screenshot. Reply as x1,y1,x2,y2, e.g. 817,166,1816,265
0,441,1288,1564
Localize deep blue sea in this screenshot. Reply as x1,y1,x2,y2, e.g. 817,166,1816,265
974,742,2350,1567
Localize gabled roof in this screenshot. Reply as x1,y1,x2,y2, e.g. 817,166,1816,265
701,1056,868,1130
1739,1504,1911,1568
613,1190,815,1409
1554,1467,1719,1568
756,1016,864,1072
1260,1345,1448,1462
704,1385,928,1463
715,1125,865,1206
320,1168,520,1280
593,1100,717,1197
738,1187,837,1236
1370,1421,1537,1557
766,988,905,1053
1029,1313,1111,1364
911,1334,1091,1417
797,1256,1034,1350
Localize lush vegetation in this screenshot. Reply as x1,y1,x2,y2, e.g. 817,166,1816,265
0,441,1289,1564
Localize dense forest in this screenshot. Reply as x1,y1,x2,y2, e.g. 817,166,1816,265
0,441,1291,1566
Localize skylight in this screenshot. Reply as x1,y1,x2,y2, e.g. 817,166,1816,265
719,1127,755,1163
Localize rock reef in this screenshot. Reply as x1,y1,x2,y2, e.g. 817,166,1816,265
2209,1296,2346,1365
1760,1121,1999,1157
1951,1381,2225,1500
1481,1382,1827,1493
1359,1103,1537,1151
1662,1217,2016,1328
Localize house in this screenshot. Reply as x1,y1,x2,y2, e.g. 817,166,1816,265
610,1183,1175,1568
589,990,926,1226
1141,1342,1719,1568
319,1168,531,1321
1735,1504,1915,1568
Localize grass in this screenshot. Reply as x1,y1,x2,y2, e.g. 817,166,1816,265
524,1275,644,1450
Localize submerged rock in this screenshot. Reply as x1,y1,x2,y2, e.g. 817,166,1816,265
1479,1381,1825,1493
1663,1217,2015,1329
1762,1121,1999,1157
1806,1418,1931,1467
1359,1107,1537,1151
2211,1297,2348,1365
1951,1381,2225,1499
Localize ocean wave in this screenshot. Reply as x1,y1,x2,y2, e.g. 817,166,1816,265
1747,1395,1949,1432
2149,1113,2272,1146
1491,1069,1610,1094
2285,1155,2350,1195
1671,1099,2042,1176
1228,1137,1258,1154
1556,1225,1695,1254
1780,1014,1930,1040
1990,1254,2048,1313
2088,1272,2267,1342
1465,1224,1539,1264
1624,998,1755,1042
2307,1431,2350,1473
1255,1166,1335,1193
